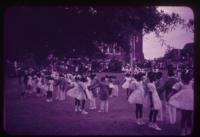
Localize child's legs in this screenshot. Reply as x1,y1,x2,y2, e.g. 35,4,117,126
21,86,25,96
81,100,86,110
172,106,177,123
126,89,129,97
167,104,173,123
105,100,108,112
60,90,65,100
152,110,158,123
43,89,47,96
90,96,94,107
116,88,118,96
128,89,132,96
47,91,50,99
149,109,154,122
37,87,40,94
93,97,96,108
75,98,80,106
49,91,53,99
56,87,60,99
100,100,105,110
28,85,31,92
168,105,176,123
136,104,140,119
139,104,143,118
159,105,163,121
75,99,78,106
89,97,92,107
181,109,187,129
185,110,192,128
91,96,96,108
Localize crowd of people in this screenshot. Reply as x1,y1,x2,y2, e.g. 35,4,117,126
13,54,194,136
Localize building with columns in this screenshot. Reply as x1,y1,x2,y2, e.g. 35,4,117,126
95,31,144,63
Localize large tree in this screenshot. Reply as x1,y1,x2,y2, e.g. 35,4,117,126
64,6,185,52
4,6,186,61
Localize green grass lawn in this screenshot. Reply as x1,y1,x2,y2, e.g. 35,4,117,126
4,73,181,135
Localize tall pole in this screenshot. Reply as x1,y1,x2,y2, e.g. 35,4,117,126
130,35,133,75
133,35,136,62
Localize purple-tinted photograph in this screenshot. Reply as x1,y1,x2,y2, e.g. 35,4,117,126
3,6,194,136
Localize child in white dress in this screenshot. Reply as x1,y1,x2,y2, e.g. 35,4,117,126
27,74,33,93
67,77,82,112
41,75,47,96
76,77,89,114
169,70,193,135
36,74,42,96
109,76,119,97
32,74,38,93
128,73,145,125
147,71,162,131
67,76,88,114
122,74,132,98
88,74,99,110
46,77,54,102
18,70,26,98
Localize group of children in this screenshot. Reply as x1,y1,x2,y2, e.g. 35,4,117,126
18,68,120,114
122,68,194,135
17,66,194,135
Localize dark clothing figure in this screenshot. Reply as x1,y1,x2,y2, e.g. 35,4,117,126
99,82,110,101
89,78,100,98
161,77,177,101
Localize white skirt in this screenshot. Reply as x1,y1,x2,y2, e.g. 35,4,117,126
128,89,144,104
152,92,162,110
76,91,87,100
67,87,80,99
122,81,130,89
169,89,194,110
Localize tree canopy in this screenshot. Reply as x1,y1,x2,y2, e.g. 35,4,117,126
4,6,186,61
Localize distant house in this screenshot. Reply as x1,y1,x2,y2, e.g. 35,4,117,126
94,31,144,63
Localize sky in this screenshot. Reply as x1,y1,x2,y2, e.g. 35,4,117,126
143,6,194,59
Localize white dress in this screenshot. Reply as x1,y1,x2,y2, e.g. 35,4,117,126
85,77,92,100
122,77,131,89
147,82,162,110
37,77,42,88
67,82,80,99
48,80,54,92
129,78,137,90
169,82,194,110
109,83,119,97
76,82,88,100
128,81,145,104
41,83,48,96
27,76,33,86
